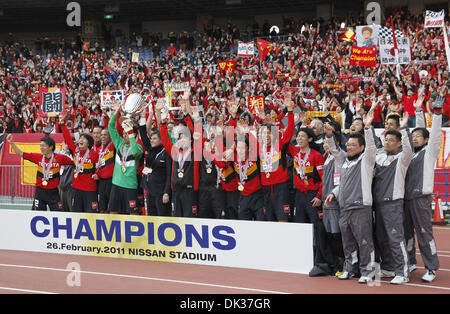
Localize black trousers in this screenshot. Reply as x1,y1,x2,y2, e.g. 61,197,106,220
172,188,198,218
33,187,62,211
71,188,99,213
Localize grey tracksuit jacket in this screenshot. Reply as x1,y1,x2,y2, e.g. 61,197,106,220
405,110,442,200
322,135,347,210
332,127,377,211
373,127,414,203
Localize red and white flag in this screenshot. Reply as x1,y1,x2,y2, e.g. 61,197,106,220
424,10,445,28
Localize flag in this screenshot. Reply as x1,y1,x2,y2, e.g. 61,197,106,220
443,24,450,72
39,87,66,117
218,61,227,73
338,29,356,42
257,39,274,61
378,26,403,40
217,60,237,74
225,60,237,74
248,96,265,116
100,90,124,108
390,17,401,80
424,10,445,28
0,134,5,158
238,41,255,57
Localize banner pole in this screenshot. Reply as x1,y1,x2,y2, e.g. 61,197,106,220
443,24,450,72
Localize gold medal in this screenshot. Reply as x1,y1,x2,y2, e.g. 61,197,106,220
178,172,184,178
238,184,244,191
304,180,309,185
206,168,212,174
42,180,48,186
266,172,271,179
74,173,78,178
122,166,126,173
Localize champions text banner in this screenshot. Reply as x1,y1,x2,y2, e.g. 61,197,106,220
0,210,314,274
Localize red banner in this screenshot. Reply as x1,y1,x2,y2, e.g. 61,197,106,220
218,60,237,74
349,46,377,67
248,96,265,116
257,39,274,61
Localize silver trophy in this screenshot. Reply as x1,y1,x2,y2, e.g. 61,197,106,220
119,93,148,126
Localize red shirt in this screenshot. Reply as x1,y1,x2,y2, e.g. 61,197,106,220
61,125,99,191
402,94,418,116
259,112,294,186
96,141,115,179
23,152,73,189
234,160,262,196
287,146,324,198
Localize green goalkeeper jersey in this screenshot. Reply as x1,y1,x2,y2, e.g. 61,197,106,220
108,114,143,189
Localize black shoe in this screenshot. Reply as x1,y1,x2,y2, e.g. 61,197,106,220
309,265,331,277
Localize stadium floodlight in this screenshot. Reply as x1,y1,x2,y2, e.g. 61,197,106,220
104,14,114,20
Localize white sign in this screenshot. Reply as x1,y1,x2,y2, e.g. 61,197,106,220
238,41,255,57
0,210,314,274
379,37,411,65
424,10,445,28
100,90,124,108
165,82,190,92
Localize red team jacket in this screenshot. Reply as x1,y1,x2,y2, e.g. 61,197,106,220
287,145,324,199
61,125,99,192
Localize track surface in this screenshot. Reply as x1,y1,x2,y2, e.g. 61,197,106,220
0,227,449,294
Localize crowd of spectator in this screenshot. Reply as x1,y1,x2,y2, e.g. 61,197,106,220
0,8,449,135
1,7,449,285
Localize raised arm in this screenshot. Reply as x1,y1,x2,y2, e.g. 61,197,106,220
108,108,124,149
6,134,24,157
399,113,414,167
159,108,175,158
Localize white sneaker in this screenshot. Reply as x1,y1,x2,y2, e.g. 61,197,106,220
390,275,409,285
379,269,395,278
338,271,351,280
358,276,373,284
421,270,436,283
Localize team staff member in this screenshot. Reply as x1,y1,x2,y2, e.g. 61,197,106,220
7,134,73,211
93,128,115,213
159,103,201,218
403,92,443,283
322,123,346,276
372,113,413,285
325,111,377,284
108,106,144,215
139,107,172,217
60,117,100,213
258,91,295,222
